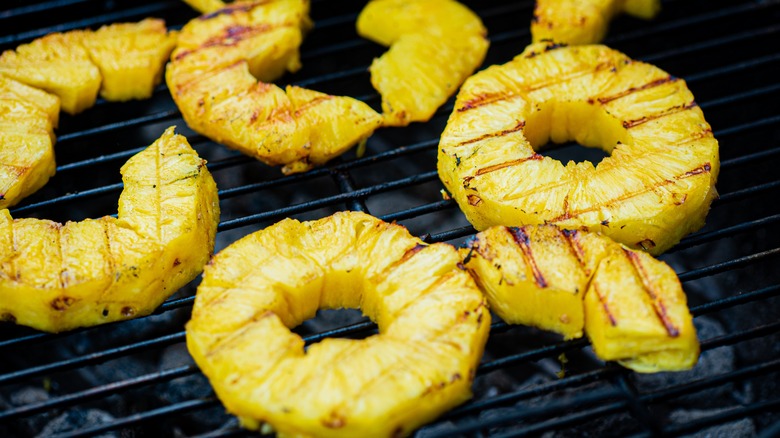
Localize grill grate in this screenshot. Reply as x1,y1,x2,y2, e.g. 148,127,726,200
1,0,780,436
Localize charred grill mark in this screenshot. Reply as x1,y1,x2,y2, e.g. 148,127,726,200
594,76,676,105
51,296,75,311
592,283,617,326
457,92,516,112
467,195,482,206
548,162,712,222
474,154,543,177
622,249,680,337
293,95,334,116
561,228,589,276
507,227,548,288
399,243,426,264
623,101,699,129
454,121,526,147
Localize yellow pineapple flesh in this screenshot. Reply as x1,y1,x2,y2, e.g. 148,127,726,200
81,18,178,101
463,224,698,372
438,43,719,255
532,0,661,45
0,20,176,114
182,0,231,14
0,31,100,114
0,74,60,127
0,127,220,333
0,98,56,209
357,0,489,126
187,211,490,437
168,0,382,174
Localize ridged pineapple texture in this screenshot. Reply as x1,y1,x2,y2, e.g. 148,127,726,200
0,19,177,114
438,43,719,255
464,225,698,372
167,0,383,174
357,0,489,126
187,211,490,437
532,0,661,44
0,127,220,333
0,75,59,209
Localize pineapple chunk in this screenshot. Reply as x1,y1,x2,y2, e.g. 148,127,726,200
532,0,661,45
167,0,382,174
0,127,220,333
182,0,231,14
187,211,490,437
357,0,489,126
0,31,100,114
0,74,60,127
81,19,178,101
0,19,176,114
584,245,698,372
438,43,719,255
0,98,56,209
463,224,698,372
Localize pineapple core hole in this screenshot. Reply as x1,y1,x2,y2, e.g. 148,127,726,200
524,101,631,165
294,308,372,346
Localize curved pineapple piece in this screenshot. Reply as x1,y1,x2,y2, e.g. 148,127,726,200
0,127,220,333
0,19,177,114
463,225,698,372
357,0,489,126
168,0,382,174
187,211,489,437
438,43,719,255
0,98,56,210
532,0,661,45
0,74,60,127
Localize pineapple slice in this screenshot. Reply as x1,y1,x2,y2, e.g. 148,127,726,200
438,43,719,255
0,98,56,209
80,19,178,101
532,0,661,45
0,74,60,127
463,224,698,372
167,0,382,174
357,0,489,126
0,19,177,114
187,211,490,437
0,127,220,333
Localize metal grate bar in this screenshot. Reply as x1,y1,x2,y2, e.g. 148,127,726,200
0,0,95,20
677,247,780,282
642,24,780,63
671,214,780,252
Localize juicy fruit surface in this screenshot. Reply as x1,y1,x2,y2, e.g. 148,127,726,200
182,0,230,13
168,0,383,174
438,43,719,255
187,211,490,437
0,96,56,209
0,127,220,333
464,225,698,372
532,0,661,44
357,0,489,126
0,19,176,114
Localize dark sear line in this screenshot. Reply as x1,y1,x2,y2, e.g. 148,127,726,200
561,228,590,276
623,101,699,129
591,282,617,327
453,121,526,148
506,227,548,288
622,248,680,337
592,75,677,105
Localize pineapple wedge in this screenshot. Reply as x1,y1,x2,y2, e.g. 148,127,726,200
81,19,178,101
0,74,60,127
0,127,220,333
463,225,698,372
0,98,56,210
187,211,490,437
438,43,719,255
357,0,489,126
532,0,661,45
167,0,382,174
0,19,177,114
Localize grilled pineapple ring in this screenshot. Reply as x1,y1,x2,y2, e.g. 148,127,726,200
532,0,661,45
357,0,489,126
464,225,699,372
438,43,719,255
167,0,383,174
0,127,220,333
187,211,490,437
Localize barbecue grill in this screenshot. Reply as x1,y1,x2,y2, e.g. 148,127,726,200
1,0,780,436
